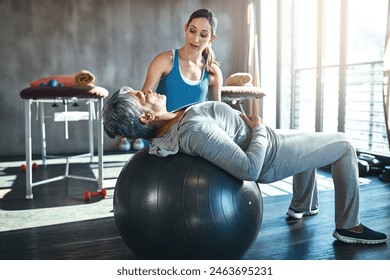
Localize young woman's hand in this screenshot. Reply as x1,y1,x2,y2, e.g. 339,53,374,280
240,114,264,130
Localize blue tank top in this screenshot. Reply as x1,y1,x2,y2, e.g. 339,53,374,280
156,49,210,111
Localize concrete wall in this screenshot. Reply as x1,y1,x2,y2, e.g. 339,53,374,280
0,0,248,157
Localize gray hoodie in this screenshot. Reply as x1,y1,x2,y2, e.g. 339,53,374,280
149,101,272,181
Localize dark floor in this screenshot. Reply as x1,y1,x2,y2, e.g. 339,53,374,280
0,152,390,260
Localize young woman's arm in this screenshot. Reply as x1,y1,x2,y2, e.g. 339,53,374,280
141,50,173,92
207,63,223,101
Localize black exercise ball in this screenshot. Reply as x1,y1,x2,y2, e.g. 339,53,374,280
113,149,263,259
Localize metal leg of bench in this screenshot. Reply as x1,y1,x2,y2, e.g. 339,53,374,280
25,100,33,199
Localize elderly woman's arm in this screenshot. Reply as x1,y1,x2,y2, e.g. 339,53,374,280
183,124,268,181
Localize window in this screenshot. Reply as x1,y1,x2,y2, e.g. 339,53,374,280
275,0,389,154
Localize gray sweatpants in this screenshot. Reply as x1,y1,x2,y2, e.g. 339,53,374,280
258,130,359,229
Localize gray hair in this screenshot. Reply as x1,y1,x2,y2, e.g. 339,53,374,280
102,87,158,140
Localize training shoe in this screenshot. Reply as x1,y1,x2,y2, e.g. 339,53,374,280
286,207,319,219
333,224,387,245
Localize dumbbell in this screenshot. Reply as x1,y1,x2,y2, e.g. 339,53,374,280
358,159,370,177
358,153,383,176
39,79,64,87
379,166,390,182
20,162,38,171
83,188,107,201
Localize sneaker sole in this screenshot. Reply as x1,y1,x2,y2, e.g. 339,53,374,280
286,208,319,219
333,231,387,245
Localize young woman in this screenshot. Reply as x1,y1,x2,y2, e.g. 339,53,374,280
103,87,387,245
129,9,223,151
142,8,223,110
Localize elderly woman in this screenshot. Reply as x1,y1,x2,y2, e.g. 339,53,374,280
103,86,387,245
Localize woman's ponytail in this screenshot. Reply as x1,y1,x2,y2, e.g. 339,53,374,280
203,46,219,74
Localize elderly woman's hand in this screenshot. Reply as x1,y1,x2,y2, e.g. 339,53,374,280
240,114,264,130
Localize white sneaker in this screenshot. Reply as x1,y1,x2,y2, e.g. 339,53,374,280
286,207,319,219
